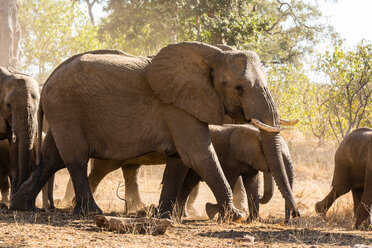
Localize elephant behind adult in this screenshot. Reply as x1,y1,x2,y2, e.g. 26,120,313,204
12,42,299,221
0,67,39,198
315,128,372,229
171,124,294,221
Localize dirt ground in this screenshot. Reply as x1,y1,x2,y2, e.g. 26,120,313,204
0,133,371,247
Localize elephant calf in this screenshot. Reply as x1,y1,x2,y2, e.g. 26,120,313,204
315,128,372,229
171,124,294,222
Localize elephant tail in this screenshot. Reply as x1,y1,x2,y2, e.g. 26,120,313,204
259,172,274,204
36,101,44,166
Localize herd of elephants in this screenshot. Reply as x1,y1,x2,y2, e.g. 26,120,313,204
0,42,370,231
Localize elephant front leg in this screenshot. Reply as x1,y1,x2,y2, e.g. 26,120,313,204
355,167,372,229
122,164,145,212
242,172,259,222
165,109,243,222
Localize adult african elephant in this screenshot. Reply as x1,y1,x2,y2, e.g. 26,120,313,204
12,42,299,221
315,128,372,229
0,67,39,198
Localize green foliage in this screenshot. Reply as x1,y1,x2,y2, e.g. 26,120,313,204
19,0,102,83
316,39,372,142
99,0,326,61
267,64,309,133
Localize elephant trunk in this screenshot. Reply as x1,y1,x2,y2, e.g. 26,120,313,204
13,106,37,192
260,131,299,217
259,172,273,204
247,86,299,218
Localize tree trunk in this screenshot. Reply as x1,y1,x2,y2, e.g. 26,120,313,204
0,0,21,69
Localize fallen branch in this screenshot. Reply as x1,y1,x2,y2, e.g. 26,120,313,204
95,215,174,235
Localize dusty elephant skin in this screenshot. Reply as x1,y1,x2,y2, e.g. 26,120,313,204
11,42,298,221
172,124,294,222
62,125,277,219
315,128,372,229
0,67,39,202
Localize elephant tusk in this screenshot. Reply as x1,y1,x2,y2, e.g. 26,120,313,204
12,132,17,143
279,119,299,126
251,119,288,132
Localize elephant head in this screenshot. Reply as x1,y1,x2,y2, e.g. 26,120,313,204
147,42,299,217
0,67,40,194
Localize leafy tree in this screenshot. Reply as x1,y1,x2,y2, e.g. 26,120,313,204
302,83,331,147
98,0,327,61
266,64,308,132
18,0,102,83
316,39,372,142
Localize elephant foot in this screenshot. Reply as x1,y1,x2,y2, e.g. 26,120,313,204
205,202,219,220
73,201,102,216
0,202,8,210
127,200,146,213
246,215,262,223
217,205,244,223
315,201,327,215
355,218,371,230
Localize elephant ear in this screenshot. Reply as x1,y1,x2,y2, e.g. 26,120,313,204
147,42,225,124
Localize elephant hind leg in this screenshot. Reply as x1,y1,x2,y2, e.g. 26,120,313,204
315,187,348,215
352,188,363,215
355,169,372,229
122,164,144,212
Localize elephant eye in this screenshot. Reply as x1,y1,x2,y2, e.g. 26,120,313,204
6,104,11,110
235,85,243,95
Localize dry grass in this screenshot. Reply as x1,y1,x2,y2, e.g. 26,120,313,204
1,133,371,247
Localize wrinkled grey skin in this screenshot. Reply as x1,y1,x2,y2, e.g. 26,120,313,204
61,125,275,218
315,128,372,229
170,124,294,222
0,67,39,200
12,42,299,221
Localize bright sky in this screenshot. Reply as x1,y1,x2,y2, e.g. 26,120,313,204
319,0,372,48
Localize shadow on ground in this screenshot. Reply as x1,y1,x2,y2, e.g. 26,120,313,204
199,226,372,246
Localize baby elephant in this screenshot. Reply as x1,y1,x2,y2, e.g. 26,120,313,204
315,128,372,229
169,124,294,222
